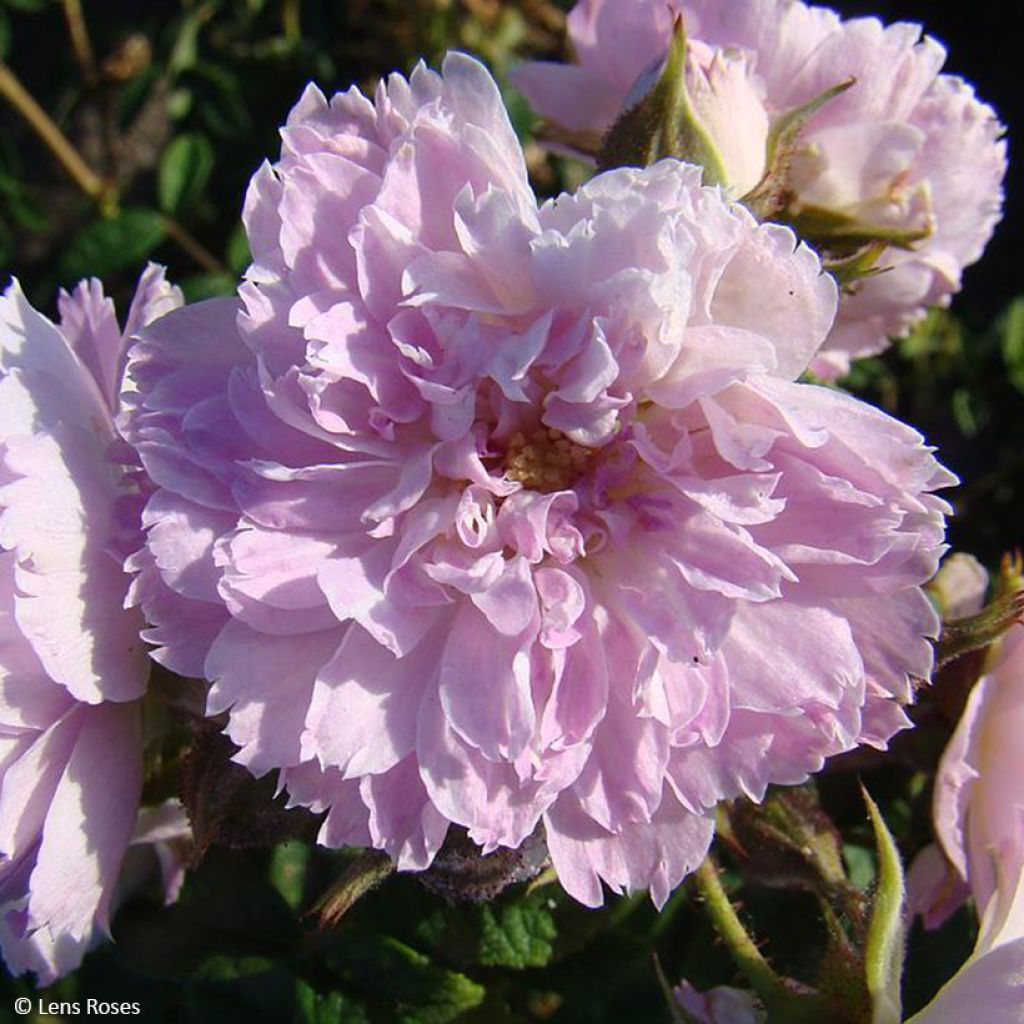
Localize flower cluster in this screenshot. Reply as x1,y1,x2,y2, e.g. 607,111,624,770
0,0,1012,1000
513,0,1006,374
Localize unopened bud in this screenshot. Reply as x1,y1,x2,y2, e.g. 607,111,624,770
598,18,770,197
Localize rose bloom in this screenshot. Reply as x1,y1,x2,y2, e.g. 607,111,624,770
906,553,985,928
512,0,1006,375
0,268,185,981
934,620,1024,922
125,54,952,907
907,847,1024,1024
908,623,1024,1023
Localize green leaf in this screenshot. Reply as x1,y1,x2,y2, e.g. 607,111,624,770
226,222,251,274
269,841,309,912
158,133,215,215
0,8,10,60
180,272,238,302
118,66,160,127
111,849,301,979
477,893,558,968
0,169,49,233
1001,297,1024,393
321,930,485,1023
7,191,48,233
178,970,300,1024
862,787,906,1024
196,954,278,981
58,207,167,282
185,62,252,138
843,845,877,893
951,388,982,437
167,87,194,120
2,0,51,12
168,6,204,74
295,982,370,1024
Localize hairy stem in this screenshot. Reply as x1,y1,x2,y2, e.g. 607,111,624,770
693,856,791,1009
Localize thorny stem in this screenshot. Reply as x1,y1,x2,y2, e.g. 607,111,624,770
62,0,98,86
0,58,113,206
693,856,791,1010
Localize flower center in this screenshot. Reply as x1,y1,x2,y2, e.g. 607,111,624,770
503,427,594,493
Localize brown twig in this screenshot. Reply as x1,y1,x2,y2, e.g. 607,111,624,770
0,58,113,206
62,0,98,87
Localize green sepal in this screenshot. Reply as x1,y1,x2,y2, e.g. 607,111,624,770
312,850,395,930
597,16,728,183
724,785,860,904
815,911,873,1024
780,203,932,255
862,787,906,1024
743,78,854,218
823,241,890,291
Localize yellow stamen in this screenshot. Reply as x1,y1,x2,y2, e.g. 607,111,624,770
502,426,595,492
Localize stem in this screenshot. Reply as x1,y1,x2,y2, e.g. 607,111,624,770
62,0,97,86
693,857,790,1009
0,58,113,205
161,216,228,276
282,0,301,44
